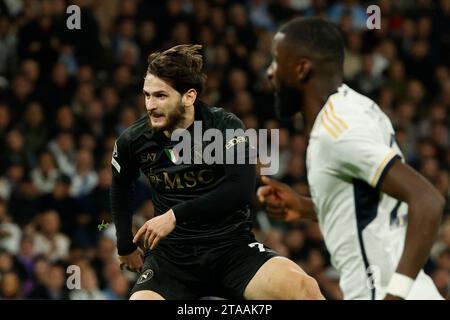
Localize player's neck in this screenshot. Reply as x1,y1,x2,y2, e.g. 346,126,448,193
302,93,322,133
163,105,195,138
303,77,342,132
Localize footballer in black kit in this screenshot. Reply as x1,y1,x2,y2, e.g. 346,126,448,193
111,100,278,299
110,44,323,300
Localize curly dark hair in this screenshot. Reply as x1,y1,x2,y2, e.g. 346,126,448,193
147,44,207,96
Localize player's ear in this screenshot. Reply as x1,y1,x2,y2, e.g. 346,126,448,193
295,59,313,82
182,89,197,108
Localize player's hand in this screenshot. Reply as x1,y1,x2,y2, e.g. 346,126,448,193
133,209,176,250
118,248,144,273
257,176,303,222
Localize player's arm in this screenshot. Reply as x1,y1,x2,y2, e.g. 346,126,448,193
133,161,255,250
110,133,143,272
379,160,444,299
168,115,255,224
171,157,256,224
134,115,256,250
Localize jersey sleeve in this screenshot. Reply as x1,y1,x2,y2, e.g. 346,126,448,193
111,132,140,183
329,121,400,188
110,132,140,255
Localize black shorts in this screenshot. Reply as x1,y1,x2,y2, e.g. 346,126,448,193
129,236,278,300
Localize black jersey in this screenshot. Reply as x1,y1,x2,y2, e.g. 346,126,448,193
111,101,256,255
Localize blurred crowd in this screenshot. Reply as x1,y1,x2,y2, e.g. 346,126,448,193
0,0,449,300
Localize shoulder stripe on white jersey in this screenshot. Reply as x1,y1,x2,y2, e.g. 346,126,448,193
320,100,349,139
328,101,349,130
323,108,344,135
320,113,338,139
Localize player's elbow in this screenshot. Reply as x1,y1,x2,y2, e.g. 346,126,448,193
426,190,444,219
228,164,256,203
430,192,445,221
434,191,445,212
230,179,255,206
413,188,445,223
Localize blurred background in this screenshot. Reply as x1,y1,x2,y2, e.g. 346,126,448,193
0,0,449,300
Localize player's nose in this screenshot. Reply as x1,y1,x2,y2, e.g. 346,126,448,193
146,100,158,113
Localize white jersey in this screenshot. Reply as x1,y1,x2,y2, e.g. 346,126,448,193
306,84,442,300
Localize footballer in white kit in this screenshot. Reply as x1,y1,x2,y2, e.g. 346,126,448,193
306,84,443,300
261,17,445,300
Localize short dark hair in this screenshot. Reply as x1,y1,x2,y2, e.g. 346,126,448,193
279,17,344,74
147,44,206,96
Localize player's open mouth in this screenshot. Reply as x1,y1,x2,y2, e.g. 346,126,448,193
151,114,165,126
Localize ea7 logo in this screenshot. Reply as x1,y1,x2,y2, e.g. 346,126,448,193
366,5,381,30
140,152,156,163
66,5,81,30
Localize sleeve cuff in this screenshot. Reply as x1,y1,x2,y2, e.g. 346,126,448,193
117,242,137,256
172,202,192,223
374,154,401,189
369,149,397,187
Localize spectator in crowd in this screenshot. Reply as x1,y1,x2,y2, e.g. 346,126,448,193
0,198,21,254
31,152,59,195
32,210,70,262
69,266,106,300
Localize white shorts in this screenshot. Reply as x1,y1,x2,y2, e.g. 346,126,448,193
342,269,444,300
